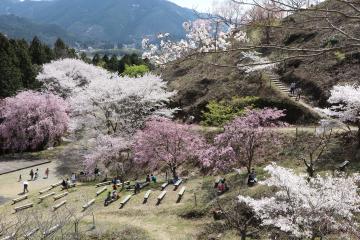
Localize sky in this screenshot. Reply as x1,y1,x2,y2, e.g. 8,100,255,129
168,0,213,11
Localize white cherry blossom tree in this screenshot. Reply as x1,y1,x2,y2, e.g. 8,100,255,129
239,163,360,239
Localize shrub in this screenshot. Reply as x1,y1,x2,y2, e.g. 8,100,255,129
202,96,260,126
122,64,150,77
0,90,69,152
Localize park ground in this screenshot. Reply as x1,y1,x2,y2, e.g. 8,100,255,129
0,126,358,239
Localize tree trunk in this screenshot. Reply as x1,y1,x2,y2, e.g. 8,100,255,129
357,122,360,148
171,166,177,179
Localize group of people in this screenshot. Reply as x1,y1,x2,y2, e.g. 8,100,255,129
145,174,157,183
104,184,120,206
289,82,302,101
21,168,50,193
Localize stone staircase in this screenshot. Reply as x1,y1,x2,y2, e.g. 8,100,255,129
264,70,328,119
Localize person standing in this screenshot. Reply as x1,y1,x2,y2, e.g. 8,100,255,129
34,169,39,180
29,169,34,181
290,82,296,95
23,180,29,193
295,88,302,101
18,174,22,182
45,168,49,179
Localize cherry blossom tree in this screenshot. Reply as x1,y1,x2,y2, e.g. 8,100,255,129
37,59,176,137
83,135,131,177
201,108,285,173
0,90,69,152
142,20,247,65
133,116,205,179
239,163,360,239
321,84,360,146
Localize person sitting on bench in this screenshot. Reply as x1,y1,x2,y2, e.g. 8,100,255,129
247,168,257,186
146,175,151,182
151,174,157,183
61,179,67,189
104,191,112,206
112,184,117,191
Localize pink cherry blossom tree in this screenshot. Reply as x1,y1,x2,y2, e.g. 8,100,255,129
239,163,360,239
0,90,69,152
83,135,130,178
132,116,205,179
201,108,285,173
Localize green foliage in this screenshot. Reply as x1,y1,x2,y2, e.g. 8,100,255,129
0,34,76,98
334,51,346,62
122,64,150,77
202,96,260,126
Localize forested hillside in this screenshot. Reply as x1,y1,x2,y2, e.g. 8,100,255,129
0,0,196,44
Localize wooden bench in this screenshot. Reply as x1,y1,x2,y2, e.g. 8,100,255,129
53,200,67,211
24,227,39,239
39,187,53,195
43,224,60,237
119,195,132,209
161,182,169,190
96,187,107,196
51,181,63,188
38,192,56,202
174,179,182,190
178,186,186,196
140,182,149,189
82,199,95,210
12,195,28,205
1,233,15,240
54,192,68,201
96,181,112,187
14,203,33,212
157,191,167,205
143,190,152,204
338,161,350,171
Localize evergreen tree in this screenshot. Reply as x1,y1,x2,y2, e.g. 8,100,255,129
92,53,101,66
54,38,67,59
0,34,22,97
107,55,119,72
102,54,109,63
117,60,126,74
12,39,38,89
43,45,55,63
29,36,46,65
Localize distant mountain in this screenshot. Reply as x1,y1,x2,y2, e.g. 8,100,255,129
0,0,197,44
0,14,76,45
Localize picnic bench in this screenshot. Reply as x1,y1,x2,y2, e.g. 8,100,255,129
157,191,167,205
1,233,15,240
177,187,186,203
14,203,33,212
96,187,107,196
143,190,152,204
174,179,183,190
51,181,63,188
161,182,169,190
54,192,68,201
24,228,39,239
119,195,132,209
38,192,56,202
338,160,350,171
43,224,60,237
39,187,53,195
140,182,149,189
53,200,67,211
12,195,28,205
82,199,95,210
96,181,112,187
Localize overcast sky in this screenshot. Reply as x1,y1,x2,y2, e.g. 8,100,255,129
168,0,213,11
